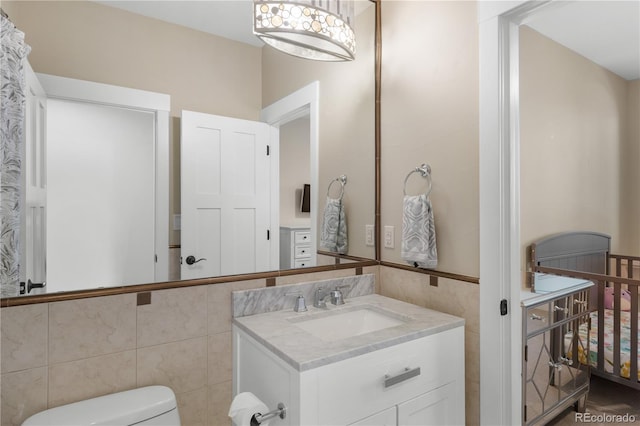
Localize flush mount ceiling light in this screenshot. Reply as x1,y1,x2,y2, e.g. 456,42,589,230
253,0,356,61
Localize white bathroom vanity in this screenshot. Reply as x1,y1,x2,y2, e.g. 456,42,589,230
232,294,465,425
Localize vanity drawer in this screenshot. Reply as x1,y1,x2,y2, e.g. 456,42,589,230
312,326,464,425
294,246,311,259
294,231,311,244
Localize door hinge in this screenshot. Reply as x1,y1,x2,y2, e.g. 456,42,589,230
267,229,270,240
155,254,158,263
524,345,528,362
266,145,270,156
524,405,527,422
500,299,508,316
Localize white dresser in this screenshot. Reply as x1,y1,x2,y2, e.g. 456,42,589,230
279,226,313,269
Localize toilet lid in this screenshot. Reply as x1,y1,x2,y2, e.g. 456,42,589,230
21,386,177,426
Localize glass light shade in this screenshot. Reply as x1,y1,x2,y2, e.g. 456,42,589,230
254,1,356,61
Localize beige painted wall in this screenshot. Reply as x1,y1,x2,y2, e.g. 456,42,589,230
519,26,632,280
279,117,311,227
5,1,262,120
380,1,480,277
622,79,640,254
262,4,376,259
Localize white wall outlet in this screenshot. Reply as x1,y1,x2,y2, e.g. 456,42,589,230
365,224,374,246
384,225,395,249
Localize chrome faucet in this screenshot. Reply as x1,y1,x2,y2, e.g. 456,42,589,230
314,286,349,308
314,288,332,308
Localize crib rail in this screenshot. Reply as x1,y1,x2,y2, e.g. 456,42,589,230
535,265,640,390
610,253,640,279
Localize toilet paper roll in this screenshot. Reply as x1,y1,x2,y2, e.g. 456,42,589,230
228,392,271,426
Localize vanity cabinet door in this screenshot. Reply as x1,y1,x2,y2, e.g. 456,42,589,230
397,382,458,426
348,406,397,426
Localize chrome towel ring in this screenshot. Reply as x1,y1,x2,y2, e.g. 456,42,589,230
403,164,432,197
327,175,347,200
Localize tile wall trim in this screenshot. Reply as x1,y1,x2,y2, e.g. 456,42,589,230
380,261,479,284
1,260,377,308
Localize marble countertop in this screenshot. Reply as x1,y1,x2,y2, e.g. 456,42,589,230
233,294,465,372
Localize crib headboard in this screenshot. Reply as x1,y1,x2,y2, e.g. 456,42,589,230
528,231,611,290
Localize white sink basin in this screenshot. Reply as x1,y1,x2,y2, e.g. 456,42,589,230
290,306,406,341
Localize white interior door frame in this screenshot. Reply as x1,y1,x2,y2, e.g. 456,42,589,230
260,81,320,266
478,1,562,424
21,62,48,289
36,73,170,282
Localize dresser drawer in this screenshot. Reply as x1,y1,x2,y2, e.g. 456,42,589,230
313,326,464,425
526,306,550,334
294,259,311,268
294,231,311,244
526,290,590,337
294,246,311,259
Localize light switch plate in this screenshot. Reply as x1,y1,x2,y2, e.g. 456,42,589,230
365,224,374,246
384,226,395,248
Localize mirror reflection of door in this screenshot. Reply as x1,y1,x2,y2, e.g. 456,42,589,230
278,115,312,269
180,110,277,280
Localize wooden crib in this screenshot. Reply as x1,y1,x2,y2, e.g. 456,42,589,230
528,231,640,390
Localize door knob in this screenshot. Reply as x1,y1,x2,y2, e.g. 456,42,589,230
185,255,206,265
19,279,46,295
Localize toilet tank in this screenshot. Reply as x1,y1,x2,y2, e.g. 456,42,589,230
22,386,180,426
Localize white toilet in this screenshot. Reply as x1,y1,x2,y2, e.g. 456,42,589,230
22,386,181,426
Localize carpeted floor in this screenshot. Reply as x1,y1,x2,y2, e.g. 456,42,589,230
548,375,640,425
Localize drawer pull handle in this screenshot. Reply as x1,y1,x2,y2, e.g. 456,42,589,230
530,314,545,321
558,356,573,366
548,361,562,371
574,300,587,306
384,367,421,388
553,305,569,314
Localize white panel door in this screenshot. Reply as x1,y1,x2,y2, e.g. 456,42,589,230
397,382,458,426
181,111,273,279
20,63,47,293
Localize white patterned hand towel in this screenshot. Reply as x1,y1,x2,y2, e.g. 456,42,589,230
320,197,348,254
401,194,437,268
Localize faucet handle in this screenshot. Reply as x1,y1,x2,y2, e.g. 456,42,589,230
330,285,349,305
285,292,308,312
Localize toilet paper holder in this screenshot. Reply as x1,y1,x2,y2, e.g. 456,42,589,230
251,402,287,425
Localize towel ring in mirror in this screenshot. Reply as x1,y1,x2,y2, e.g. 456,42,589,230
403,164,432,197
327,175,347,199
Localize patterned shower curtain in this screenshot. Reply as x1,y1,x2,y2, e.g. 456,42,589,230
0,15,30,296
